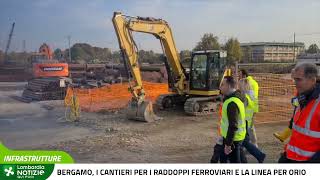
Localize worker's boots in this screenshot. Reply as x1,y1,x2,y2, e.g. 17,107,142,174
273,127,292,142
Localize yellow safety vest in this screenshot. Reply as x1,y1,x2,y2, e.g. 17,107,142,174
247,76,259,112
220,97,246,141
245,94,254,128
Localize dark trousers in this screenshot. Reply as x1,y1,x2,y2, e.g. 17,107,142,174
210,144,227,163
242,131,266,163
279,152,320,163
224,140,247,163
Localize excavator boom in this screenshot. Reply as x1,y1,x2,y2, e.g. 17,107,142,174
112,12,186,97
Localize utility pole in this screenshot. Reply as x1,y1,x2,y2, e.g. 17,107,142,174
22,40,27,62
22,40,26,52
293,32,296,62
4,22,15,64
67,35,72,63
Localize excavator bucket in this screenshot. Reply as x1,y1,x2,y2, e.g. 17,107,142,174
126,100,162,122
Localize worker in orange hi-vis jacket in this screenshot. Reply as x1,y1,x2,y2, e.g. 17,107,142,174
278,63,320,163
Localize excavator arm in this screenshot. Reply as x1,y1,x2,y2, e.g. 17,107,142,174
112,12,186,103
127,16,186,94
112,12,188,122
39,43,53,60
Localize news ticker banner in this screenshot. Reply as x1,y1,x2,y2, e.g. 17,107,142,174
0,142,320,180
50,164,319,180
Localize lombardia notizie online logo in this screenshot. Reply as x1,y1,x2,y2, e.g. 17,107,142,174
1,164,55,180
3,165,15,177
0,142,74,179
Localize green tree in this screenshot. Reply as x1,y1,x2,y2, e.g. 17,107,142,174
306,44,320,54
72,46,90,63
111,50,121,64
193,33,220,51
97,48,112,62
180,50,191,68
223,38,242,65
65,43,112,63
180,50,191,60
53,48,63,60
138,50,161,64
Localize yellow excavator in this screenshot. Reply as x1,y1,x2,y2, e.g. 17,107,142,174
112,12,230,122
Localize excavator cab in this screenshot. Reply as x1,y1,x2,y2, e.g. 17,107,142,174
189,50,227,95
30,43,69,78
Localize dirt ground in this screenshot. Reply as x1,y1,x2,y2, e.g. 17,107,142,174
0,82,287,163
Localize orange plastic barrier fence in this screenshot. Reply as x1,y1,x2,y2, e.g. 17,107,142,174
65,81,170,112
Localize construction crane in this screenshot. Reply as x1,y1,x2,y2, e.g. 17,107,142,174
3,22,15,64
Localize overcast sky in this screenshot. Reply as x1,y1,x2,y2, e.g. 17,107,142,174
1,0,320,52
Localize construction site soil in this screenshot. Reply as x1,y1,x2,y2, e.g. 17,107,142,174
0,82,288,163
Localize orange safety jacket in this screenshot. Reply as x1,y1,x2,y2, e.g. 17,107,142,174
286,96,320,161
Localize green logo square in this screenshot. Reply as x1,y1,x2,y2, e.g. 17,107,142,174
2,165,15,177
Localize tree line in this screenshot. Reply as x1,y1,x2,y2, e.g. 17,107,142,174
1,34,319,65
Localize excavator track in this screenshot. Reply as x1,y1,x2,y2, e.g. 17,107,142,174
184,96,222,116
156,94,186,110
156,94,173,109
156,94,222,116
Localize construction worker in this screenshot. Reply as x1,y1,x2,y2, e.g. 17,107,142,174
210,68,232,163
239,69,259,147
274,72,320,142
219,76,247,163
210,103,227,163
239,79,266,163
278,63,320,163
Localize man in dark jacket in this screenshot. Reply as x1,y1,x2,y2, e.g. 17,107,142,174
219,76,247,163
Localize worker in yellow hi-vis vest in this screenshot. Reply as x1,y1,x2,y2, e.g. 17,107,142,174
219,76,247,163
239,78,266,163
239,69,259,147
